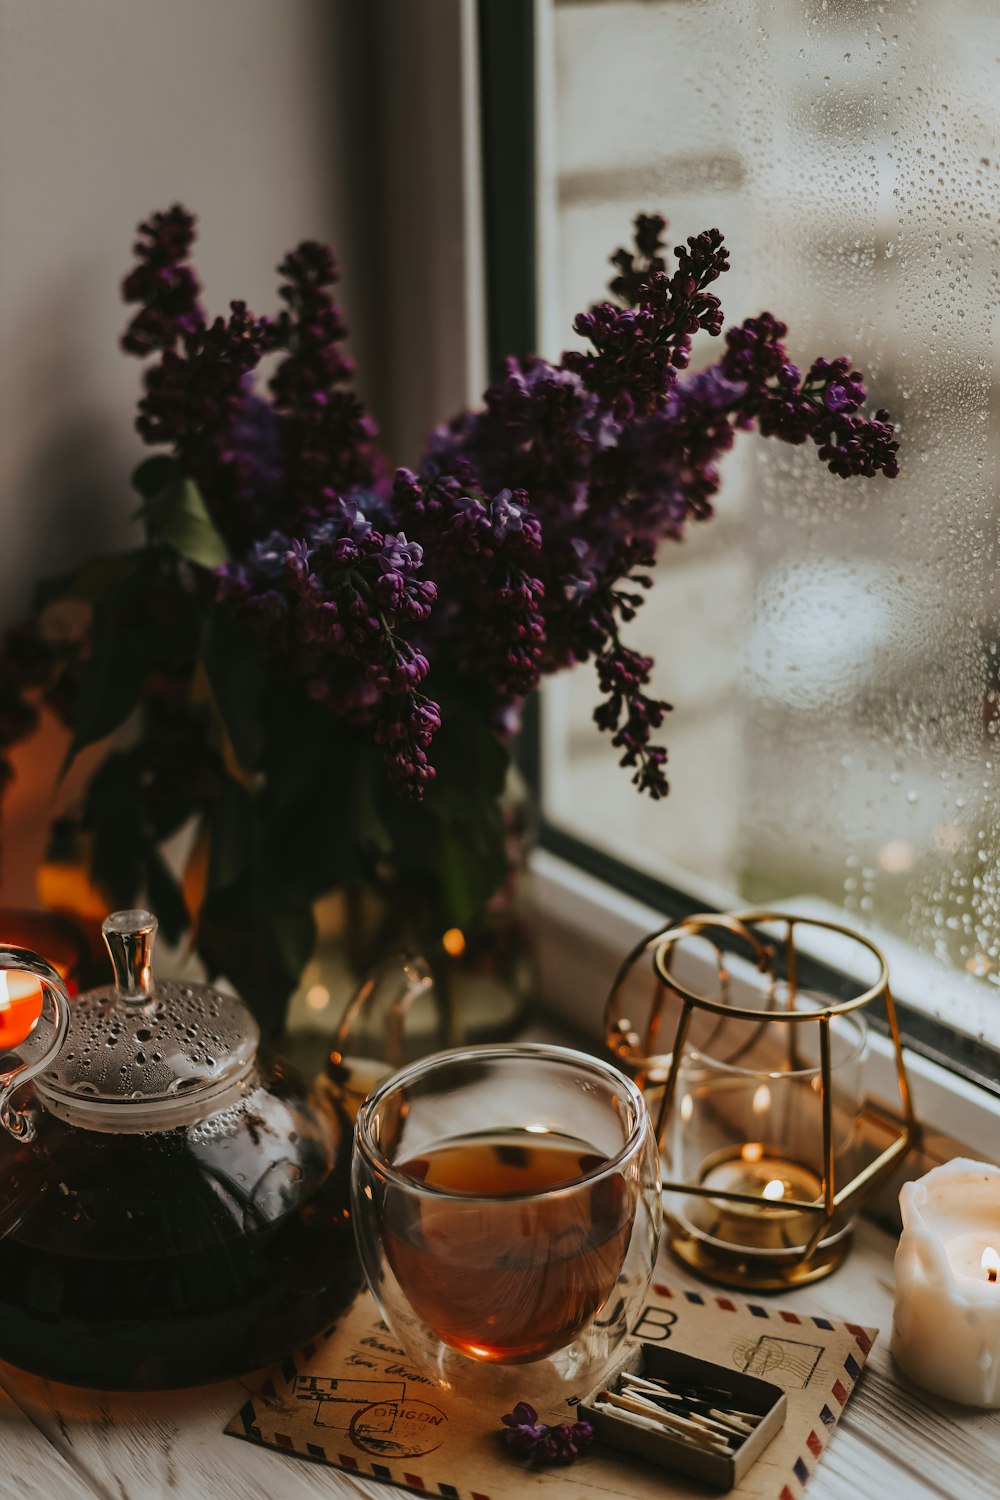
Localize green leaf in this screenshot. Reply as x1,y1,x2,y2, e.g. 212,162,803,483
427,718,510,813
206,776,255,894
203,607,267,770
433,800,508,931
131,455,181,502
257,698,365,898
145,478,230,568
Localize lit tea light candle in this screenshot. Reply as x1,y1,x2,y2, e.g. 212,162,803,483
0,970,45,1049
701,1145,824,1213
892,1158,1000,1408
683,1145,825,1252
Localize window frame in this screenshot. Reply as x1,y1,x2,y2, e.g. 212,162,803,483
477,0,1000,1103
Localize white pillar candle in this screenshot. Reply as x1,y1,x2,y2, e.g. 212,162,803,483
891,1158,1000,1407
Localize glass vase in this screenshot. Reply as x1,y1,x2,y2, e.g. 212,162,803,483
283,769,536,1080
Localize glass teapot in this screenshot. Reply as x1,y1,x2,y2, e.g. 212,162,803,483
0,910,361,1390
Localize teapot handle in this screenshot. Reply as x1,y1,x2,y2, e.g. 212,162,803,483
0,947,71,1142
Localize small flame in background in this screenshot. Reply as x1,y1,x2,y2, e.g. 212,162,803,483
741,1142,764,1163
442,928,466,958
762,1179,786,1201
982,1247,1000,1283
752,1084,772,1115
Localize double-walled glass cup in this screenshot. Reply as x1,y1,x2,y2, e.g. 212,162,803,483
352,1044,661,1396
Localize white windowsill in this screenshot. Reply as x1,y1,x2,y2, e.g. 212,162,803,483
532,847,1000,1154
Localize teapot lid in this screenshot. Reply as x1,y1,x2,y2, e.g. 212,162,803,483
36,910,259,1123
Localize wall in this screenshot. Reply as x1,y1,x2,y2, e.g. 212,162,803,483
0,0,370,623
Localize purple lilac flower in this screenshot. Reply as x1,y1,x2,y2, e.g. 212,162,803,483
595,643,671,799
121,206,205,356
269,242,380,522
120,217,386,553
416,212,899,789
394,470,547,707
99,205,901,810
136,300,273,453
608,211,670,306
134,299,277,549
721,316,900,477
216,501,440,797
566,227,730,417
500,1403,594,1466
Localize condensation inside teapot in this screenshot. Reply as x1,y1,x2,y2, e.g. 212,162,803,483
0,911,362,1389
37,908,259,1127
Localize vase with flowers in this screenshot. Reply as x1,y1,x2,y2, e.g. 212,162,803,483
0,208,898,1040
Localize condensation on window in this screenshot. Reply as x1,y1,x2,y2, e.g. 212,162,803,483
540,0,1000,1040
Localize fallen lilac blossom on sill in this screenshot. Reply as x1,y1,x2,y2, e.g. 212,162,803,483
500,1401,595,1466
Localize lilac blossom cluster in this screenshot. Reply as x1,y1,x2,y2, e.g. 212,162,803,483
501,1402,594,1466
566,225,730,418
721,315,900,478
121,206,205,356
269,242,381,526
422,212,898,794
0,206,900,811
393,466,546,708
218,497,439,798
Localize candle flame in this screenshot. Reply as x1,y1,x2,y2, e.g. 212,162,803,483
741,1142,764,1163
983,1247,1000,1283
680,1093,694,1122
762,1179,786,1201
752,1084,772,1115
0,973,8,1012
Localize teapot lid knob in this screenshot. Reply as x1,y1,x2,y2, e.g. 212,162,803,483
102,910,158,1004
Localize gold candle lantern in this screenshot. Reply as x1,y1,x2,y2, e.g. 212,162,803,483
605,911,918,1290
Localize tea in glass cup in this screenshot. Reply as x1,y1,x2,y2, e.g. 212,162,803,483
352,1045,661,1390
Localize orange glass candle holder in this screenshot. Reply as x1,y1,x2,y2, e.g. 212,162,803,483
0,909,89,994
0,972,44,1049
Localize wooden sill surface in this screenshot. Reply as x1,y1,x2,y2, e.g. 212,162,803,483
1,1219,997,1500
0,1016,995,1500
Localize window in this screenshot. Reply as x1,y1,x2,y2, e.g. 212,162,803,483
480,1,1000,1086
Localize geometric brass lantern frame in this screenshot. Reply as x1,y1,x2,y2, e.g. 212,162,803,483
604,910,920,1288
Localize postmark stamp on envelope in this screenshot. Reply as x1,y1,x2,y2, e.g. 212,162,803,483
348,1398,449,1458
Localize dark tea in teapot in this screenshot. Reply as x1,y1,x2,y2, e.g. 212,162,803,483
0,1071,361,1389
0,912,363,1389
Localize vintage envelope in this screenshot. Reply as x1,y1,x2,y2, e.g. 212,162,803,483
227,1274,876,1500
